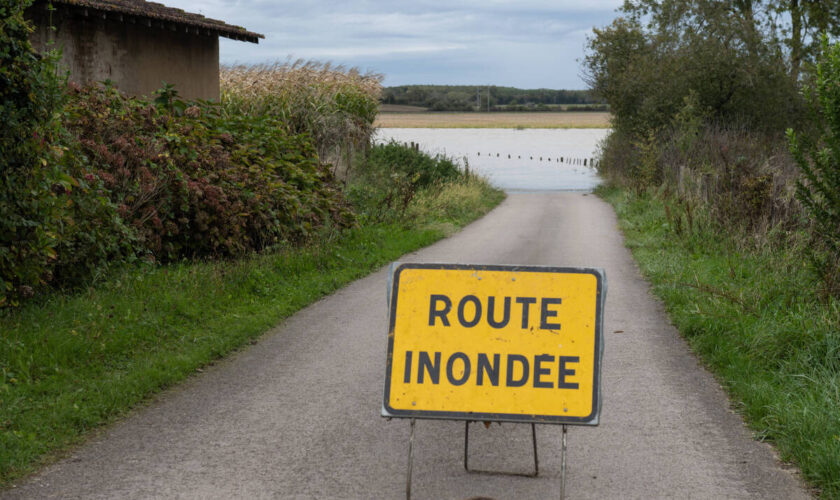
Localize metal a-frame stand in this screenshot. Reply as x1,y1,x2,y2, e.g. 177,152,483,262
404,419,568,500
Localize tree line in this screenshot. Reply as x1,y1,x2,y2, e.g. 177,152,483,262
381,85,603,111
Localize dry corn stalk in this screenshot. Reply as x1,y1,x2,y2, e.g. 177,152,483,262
221,60,382,176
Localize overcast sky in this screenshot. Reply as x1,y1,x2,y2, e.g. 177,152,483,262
163,1,623,89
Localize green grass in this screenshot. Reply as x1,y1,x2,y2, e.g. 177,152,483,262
598,185,840,498
0,179,504,486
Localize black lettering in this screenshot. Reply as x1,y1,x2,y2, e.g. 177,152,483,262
506,354,529,387
428,294,452,326
540,298,563,330
558,356,579,389
403,350,413,383
476,353,500,386
418,351,441,384
533,354,554,388
487,296,511,329
457,295,482,327
515,297,537,328
446,352,471,386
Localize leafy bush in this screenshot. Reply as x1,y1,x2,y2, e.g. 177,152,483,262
585,4,804,140
347,141,462,223
0,2,139,305
599,123,801,236
788,37,840,295
0,1,75,305
63,84,354,261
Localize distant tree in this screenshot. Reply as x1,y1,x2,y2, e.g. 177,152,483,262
767,0,840,80
380,85,598,111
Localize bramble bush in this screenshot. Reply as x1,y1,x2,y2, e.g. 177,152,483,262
0,0,102,306
63,83,354,262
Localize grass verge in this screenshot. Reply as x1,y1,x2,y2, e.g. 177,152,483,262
598,185,840,497
0,179,504,487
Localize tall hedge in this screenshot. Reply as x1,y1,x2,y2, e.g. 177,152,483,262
0,0,67,306
63,84,354,262
1,5,357,307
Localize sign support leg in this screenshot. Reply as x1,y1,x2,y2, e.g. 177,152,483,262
463,421,539,477
406,418,416,500
531,422,539,476
560,424,568,500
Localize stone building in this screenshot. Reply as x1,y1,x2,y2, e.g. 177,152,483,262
27,0,262,100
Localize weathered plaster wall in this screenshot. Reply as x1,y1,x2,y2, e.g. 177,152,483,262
29,6,220,100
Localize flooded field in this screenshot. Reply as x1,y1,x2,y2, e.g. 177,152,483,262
375,128,610,191
375,111,611,129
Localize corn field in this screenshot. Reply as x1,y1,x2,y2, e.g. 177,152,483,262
220,60,382,177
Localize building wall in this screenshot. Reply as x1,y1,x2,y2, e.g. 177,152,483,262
29,5,220,100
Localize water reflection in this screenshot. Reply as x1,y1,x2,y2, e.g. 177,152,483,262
375,128,609,192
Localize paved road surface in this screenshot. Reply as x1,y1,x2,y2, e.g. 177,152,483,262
3,193,810,499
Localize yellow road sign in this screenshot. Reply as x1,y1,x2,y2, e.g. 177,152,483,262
382,263,605,425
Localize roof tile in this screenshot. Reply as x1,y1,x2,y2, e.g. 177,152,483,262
50,0,263,43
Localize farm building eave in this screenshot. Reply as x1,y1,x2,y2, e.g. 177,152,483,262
44,0,264,43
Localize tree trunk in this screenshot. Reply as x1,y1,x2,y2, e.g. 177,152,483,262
791,0,803,81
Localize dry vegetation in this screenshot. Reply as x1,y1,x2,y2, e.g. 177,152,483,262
221,61,383,172
375,111,611,129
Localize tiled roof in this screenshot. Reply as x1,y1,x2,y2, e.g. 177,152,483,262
50,0,263,43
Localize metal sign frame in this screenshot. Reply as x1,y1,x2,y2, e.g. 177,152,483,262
382,262,606,425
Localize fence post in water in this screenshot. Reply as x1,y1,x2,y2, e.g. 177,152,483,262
584,159,587,166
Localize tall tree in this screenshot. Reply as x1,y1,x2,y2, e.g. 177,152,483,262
587,0,804,136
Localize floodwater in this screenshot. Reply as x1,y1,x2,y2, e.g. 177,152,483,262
375,128,610,191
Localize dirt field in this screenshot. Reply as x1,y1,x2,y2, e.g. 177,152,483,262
375,111,611,129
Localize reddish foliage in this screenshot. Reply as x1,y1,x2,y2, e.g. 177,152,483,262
63,85,354,261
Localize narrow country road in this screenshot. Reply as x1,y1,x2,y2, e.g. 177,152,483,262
3,193,810,499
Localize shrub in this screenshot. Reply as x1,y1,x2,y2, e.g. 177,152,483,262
63,84,354,261
49,140,137,286
347,141,462,223
788,37,840,295
1,1,71,305
598,123,802,237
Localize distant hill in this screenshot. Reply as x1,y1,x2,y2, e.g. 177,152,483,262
381,85,605,112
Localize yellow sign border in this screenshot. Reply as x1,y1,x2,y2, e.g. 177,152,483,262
382,263,606,426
